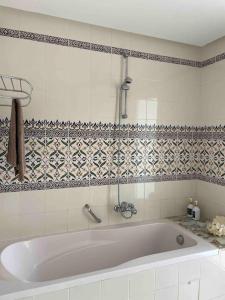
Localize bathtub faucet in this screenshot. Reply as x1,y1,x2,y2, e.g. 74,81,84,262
114,201,137,219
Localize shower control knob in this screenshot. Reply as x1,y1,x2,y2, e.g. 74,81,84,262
114,201,137,218
132,208,137,215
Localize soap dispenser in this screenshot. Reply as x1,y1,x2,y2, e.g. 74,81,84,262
187,197,194,218
192,200,200,221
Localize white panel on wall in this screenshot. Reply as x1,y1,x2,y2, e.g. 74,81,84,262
155,264,178,289
34,289,68,300
155,285,178,300
179,280,199,300
178,259,201,284
101,277,129,300
129,269,155,300
70,282,100,300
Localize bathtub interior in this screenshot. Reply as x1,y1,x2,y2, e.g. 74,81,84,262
1,222,197,282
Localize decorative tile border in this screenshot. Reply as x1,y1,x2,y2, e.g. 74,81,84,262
1,27,224,68
2,118,225,192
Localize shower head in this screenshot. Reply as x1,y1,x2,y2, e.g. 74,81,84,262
125,76,132,84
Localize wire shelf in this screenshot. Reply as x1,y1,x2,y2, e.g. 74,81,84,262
0,74,33,107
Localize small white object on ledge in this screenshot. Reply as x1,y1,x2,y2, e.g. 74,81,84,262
207,216,225,237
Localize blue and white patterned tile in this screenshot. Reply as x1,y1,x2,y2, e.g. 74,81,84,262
24,137,46,183
68,138,90,181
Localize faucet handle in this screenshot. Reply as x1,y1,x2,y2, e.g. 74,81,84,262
132,207,137,214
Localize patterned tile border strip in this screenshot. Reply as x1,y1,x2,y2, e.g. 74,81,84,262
2,173,225,193
2,118,225,192
3,118,225,139
0,174,195,193
0,27,224,68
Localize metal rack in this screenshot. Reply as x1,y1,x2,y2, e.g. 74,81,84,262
0,74,33,107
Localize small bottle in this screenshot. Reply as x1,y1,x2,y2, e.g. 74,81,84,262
192,200,200,221
187,197,194,218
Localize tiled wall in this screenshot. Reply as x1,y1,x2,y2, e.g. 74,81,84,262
13,253,225,300
0,6,200,243
196,36,225,219
0,5,225,243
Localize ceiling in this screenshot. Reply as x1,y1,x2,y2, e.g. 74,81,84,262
0,0,225,46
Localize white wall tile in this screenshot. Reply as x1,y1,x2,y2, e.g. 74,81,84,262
101,277,129,300
199,258,225,300
17,297,34,300
34,289,68,300
155,286,178,300
156,265,178,289
178,260,201,284
70,282,100,300
129,270,155,300
211,296,225,300
179,280,199,300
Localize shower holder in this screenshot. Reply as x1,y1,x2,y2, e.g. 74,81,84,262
0,74,33,107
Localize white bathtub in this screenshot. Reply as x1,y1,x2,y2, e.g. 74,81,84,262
0,220,217,299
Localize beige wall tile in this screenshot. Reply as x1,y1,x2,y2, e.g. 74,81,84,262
66,187,91,209
65,19,90,41
111,28,132,49
0,192,20,216
201,36,225,60
18,191,46,214
19,213,45,238
90,25,111,45
68,208,89,231
0,215,22,241
89,185,111,206
160,198,176,218
0,6,21,28
44,211,68,235
87,205,109,228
